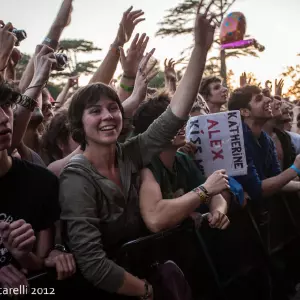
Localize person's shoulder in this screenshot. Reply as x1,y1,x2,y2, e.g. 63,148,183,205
13,157,57,181
47,159,63,177
176,151,192,161
176,151,196,169
287,131,300,139
262,130,276,147
47,148,83,177
27,148,46,168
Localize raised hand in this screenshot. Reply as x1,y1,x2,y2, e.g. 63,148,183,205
116,6,145,46
178,142,197,157
120,33,149,78
265,80,272,91
0,220,36,261
194,0,216,51
131,49,157,100
9,48,22,68
164,58,177,81
67,75,79,88
275,79,284,96
239,72,252,87
0,21,17,71
30,44,57,87
203,169,229,196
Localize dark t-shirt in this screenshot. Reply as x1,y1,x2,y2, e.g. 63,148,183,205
0,157,60,268
148,152,206,199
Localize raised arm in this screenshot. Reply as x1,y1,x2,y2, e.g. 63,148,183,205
54,75,78,110
118,33,150,102
18,0,73,92
0,21,17,74
11,45,56,150
121,45,157,118
122,0,216,168
4,48,22,81
89,6,145,85
169,0,215,118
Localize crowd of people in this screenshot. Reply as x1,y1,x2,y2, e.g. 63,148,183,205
1,0,300,299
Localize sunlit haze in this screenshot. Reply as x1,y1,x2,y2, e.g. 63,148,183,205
2,0,299,94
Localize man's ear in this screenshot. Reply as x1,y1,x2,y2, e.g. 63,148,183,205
240,108,250,118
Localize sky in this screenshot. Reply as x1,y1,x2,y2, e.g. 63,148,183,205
2,0,300,93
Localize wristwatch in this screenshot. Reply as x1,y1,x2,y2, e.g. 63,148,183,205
54,244,67,253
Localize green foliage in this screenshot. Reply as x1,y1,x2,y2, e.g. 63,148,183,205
59,39,102,52
148,71,165,89
52,39,102,80
15,53,31,80
156,0,261,78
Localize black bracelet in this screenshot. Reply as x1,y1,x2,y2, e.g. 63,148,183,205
25,83,46,92
199,185,210,197
17,95,38,112
122,74,136,80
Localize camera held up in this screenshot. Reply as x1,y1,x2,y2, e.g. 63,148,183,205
54,53,68,71
12,28,27,46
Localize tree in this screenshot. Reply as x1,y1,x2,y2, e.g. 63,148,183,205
282,57,300,100
15,39,102,99
148,71,165,89
15,54,31,80
51,39,102,81
156,0,261,83
226,69,236,92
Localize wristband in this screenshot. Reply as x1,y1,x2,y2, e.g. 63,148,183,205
199,185,210,197
290,164,300,176
110,44,120,55
120,83,134,92
192,186,210,205
43,37,59,49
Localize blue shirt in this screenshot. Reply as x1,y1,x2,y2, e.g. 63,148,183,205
233,122,281,200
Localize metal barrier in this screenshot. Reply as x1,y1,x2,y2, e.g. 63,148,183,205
24,196,300,299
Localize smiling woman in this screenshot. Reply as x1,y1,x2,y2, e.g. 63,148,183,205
57,0,217,297
68,83,124,150
58,52,190,299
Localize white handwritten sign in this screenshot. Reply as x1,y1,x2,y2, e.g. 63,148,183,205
186,111,247,177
